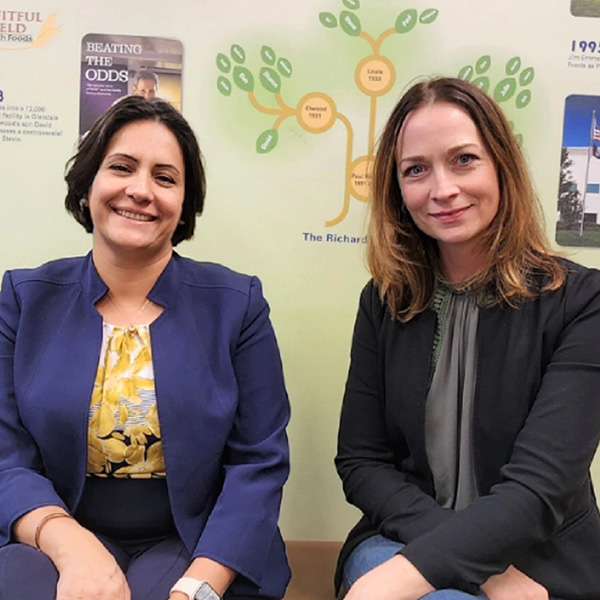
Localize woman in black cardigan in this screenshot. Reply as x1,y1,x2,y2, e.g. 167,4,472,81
335,77,600,600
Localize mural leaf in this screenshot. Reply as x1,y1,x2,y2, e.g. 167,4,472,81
419,8,439,24
277,57,293,78
519,67,535,86
458,65,474,81
342,0,360,8
515,89,532,109
216,53,231,73
395,9,418,33
256,129,279,154
340,11,362,36
231,44,246,64
233,66,254,91
217,76,232,96
472,76,490,92
475,55,491,74
261,46,276,65
319,12,338,28
505,56,521,76
260,67,282,93
494,77,517,102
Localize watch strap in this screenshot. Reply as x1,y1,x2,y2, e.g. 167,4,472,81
170,577,221,600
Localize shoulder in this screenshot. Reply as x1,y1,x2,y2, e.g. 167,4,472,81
560,257,600,292
520,258,600,334
539,258,600,308
356,278,393,328
4,256,85,291
173,254,261,301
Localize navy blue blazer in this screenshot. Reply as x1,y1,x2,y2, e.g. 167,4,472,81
0,253,291,598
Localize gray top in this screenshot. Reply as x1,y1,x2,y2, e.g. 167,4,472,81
426,285,480,510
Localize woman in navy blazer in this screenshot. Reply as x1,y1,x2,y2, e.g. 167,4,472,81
0,97,290,600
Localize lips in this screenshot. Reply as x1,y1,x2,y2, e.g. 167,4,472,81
112,207,156,222
430,205,472,223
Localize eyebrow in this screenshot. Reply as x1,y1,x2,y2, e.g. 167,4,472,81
398,143,481,165
105,152,181,175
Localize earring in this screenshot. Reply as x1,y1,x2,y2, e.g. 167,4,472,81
178,219,185,225
79,197,89,209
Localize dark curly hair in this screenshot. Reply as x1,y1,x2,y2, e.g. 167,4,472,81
65,96,205,246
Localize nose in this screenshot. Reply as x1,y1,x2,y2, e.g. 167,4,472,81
430,167,459,203
125,172,153,203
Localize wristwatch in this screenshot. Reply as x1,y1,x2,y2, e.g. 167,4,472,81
170,577,222,600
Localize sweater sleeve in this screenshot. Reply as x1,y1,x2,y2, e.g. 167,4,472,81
336,281,454,544
401,269,600,591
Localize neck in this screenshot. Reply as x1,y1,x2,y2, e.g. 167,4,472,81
92,245,173,302
439,242,486,285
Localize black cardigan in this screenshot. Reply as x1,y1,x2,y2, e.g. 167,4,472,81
335,261,600,599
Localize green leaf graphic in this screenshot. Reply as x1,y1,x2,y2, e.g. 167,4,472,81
519,67,535,86
493,77,517,102
217,76,232,96
319,12,338,28
472,76,490,92
342,0,360,8
475,55,491,74
395,9,418,33
261,45,276,65
233,66,254,91
419,8,439,24
259,67,281,93
256,129,279,154
515,89,532,109
340,10,361,36
505,56,521,76
458,65,474,81
216,53,231,73
230,44,246,64
277,57,293,78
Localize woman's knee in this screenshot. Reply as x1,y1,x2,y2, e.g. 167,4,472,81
340,535,405,594
0,543,57,599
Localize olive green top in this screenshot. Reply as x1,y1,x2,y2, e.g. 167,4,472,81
426,284,480,510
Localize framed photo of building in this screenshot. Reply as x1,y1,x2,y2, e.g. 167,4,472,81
556,94,600,247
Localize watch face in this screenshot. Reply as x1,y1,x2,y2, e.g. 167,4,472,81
194,582,220,600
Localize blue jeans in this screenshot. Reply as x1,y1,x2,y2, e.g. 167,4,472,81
339,534,486,599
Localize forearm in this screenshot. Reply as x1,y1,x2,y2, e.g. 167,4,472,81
14,505,99,567
339,460,453,542
170,557,236,599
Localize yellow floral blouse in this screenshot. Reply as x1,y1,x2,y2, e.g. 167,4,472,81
87,324,166,478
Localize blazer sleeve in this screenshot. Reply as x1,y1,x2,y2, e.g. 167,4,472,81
401,269,600,591
0,271,67,546
336,281,453,543
192,277,290,586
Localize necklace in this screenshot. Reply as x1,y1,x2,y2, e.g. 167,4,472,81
106,292,150,328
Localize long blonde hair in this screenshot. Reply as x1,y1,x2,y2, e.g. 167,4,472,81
368,77,565,321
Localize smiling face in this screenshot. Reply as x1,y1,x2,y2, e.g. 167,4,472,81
87,119,185,262
396,101,500,271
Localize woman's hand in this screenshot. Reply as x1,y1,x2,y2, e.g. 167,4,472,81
344,554,434,600
54,530,130,600
14,506,130,599
481,565,548,600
